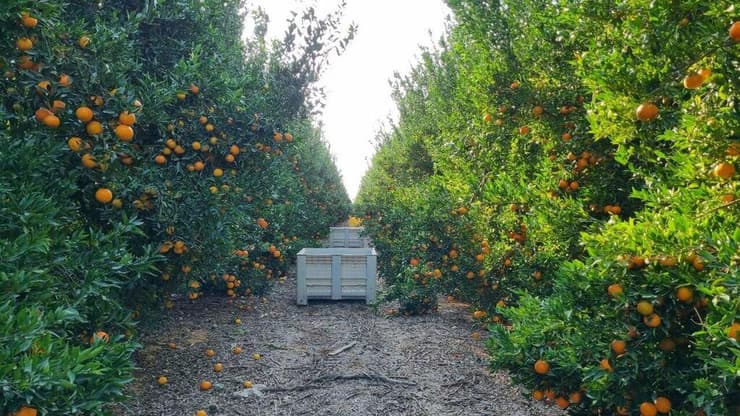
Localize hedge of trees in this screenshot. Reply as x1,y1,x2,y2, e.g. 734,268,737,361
1,0,351,414
356,1,738,414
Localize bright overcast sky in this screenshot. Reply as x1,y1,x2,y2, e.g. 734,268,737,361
244,0,450,201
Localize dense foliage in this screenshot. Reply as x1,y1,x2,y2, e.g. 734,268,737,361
1,0,351,414
357,1,738,414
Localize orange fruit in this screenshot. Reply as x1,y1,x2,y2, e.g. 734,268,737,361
35,107,53,123
67,137,83,152
410,258,420,267
611,339,627,355
607,283,623,298
569,181,579,191
252,353,261,360
692,257,705,271
52,100,66,113
81,154,97,168
640,402,658,416
257,218,268,229
727,142,740,156
205,348,215,357
636,103,658,121
75,106,94,122
157,376,168,386
155,154,167,165
21,14,38,28
730,21,740,42
232,346,242,354
176,91,187,100
196,410,206,416
569,391,582,404
243,380,253,388
599,358,612,372
90,330,110,343
727,322,740,340
114,125,134,141
192,141,202,150
15,406,37,416
676,287,693,303
194,161,205,171
682,73,704,89
42,114,60,128
555,396,570,409
35,80,51,94
189,83,200,95
532,390,544,401
95,188,114,204
713,162,735,179
532,105,544,116
118,111,136,126
213,362,223,372
544,389,556,401
18,54,34,69
285,132,293,142
644,313,662,328
16,37,33,51
472,310,486,319
658,256,677,267
533,359,550,375
58,73,72,87
199,380,212,391
697,68,712,80
225,154,235,163
519,125,530,135
655,397,671,414
510,81,520,89
86,121,103,135
636,301,654,316
483,113,493,123
230,144,240,155
213,168,224,177
79,35,91,48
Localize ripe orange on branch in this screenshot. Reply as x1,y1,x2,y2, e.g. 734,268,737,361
95,188,114,204
682,73,704,89
114,125,134,141
635,103,658,121
730,21,740,42
534,359,550,374
75,106,94,122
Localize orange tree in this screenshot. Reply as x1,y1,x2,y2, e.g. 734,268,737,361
357,0,737,414
1,0,351,414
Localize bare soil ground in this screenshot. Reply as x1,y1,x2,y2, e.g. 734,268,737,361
115,274,565,416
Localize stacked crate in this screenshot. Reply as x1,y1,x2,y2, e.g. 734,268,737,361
297,227,376,305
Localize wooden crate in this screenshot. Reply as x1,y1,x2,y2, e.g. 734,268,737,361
328,226,369,248
296,247,377,305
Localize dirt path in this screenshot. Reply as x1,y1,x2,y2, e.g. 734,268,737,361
115,275,564,416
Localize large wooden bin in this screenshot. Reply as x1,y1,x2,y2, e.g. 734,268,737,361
297,247,377,305
328,227,369,248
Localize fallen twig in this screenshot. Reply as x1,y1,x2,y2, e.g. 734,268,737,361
328,341,357,356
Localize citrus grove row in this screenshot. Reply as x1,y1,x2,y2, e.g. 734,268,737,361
1,0,353,414
355,1,738,415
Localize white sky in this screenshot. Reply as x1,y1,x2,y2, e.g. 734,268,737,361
244,0,450,201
